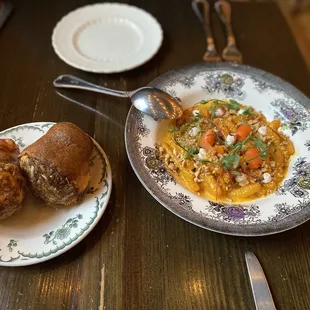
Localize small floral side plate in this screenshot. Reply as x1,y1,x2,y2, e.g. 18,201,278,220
0,122,112,266
125,63,310,236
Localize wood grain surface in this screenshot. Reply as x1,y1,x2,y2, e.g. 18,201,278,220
0,1,309,310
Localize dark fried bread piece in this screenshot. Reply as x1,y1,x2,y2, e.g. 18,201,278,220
19,123,93,206
0,139,25,220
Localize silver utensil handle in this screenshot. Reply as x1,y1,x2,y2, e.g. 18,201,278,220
214,0,236,46
192,0,216,49
245,252,277,310
53,75,129,98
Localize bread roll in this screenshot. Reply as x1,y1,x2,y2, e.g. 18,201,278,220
19,122,93,206
0,139,26,220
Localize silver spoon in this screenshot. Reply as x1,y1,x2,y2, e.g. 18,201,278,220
53,75,183,120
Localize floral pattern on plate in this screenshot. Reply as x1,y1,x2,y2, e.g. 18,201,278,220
125,63,310,236
0,122,112,266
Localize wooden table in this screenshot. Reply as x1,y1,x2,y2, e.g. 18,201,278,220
0,1,309,309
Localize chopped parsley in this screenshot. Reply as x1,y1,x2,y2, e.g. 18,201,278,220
168,126,178,133
222,154,240,170
228,99,240,111
254,137,268,159
239,107,257,116
185,147,199,159
210,104,217,120
231,170,242,176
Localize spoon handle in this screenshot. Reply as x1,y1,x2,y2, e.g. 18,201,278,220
53,75,129,98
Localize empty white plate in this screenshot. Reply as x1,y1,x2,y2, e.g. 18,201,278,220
52,3,163,73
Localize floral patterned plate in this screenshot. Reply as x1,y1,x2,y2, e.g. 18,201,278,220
0,122,112,266
125,63,310,236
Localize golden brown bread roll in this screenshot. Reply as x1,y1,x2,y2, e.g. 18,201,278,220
0,139,26,220
19,122,93,206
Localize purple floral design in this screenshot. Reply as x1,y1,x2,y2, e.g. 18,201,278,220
204,202,261,224
227,207,245,219
270,99,310,135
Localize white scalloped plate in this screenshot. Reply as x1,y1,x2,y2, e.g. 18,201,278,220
0,122,112,266
52,3,163,73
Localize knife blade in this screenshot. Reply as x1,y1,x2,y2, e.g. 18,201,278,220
245,252,277,310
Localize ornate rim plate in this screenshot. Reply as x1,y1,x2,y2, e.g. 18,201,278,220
0,122,112,266
52,3,163,73
125,63,310,236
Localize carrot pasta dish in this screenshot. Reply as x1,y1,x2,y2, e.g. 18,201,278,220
159,99,295,202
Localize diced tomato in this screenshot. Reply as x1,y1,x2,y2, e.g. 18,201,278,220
245,147,262,169
200,130,215,147
236,124,252,141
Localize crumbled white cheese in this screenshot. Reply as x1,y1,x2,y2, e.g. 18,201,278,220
262,172,272,184
226,134,236,146
192,109,200,117
188,127,199,137
235,174,247,183
215,108,225,117
258,126,267,136
237,108,245,115
197,148,207,160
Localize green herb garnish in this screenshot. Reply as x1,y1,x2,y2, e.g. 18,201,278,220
242,108,252,115
180,123,190,133
197,159,212,163
185,147,199,159
173,134,187,151
221,154,240,170
231,170,242,176
168,126,178,133
228,99,240,111
239,107,257,116
229,142,243,154
210,104,217,120
254,137,268,159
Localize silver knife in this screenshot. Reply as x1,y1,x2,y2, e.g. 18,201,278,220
245,252,277,310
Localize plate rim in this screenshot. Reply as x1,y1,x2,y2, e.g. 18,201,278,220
125,62,310,236
51,2,163,74
0,122,112,266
